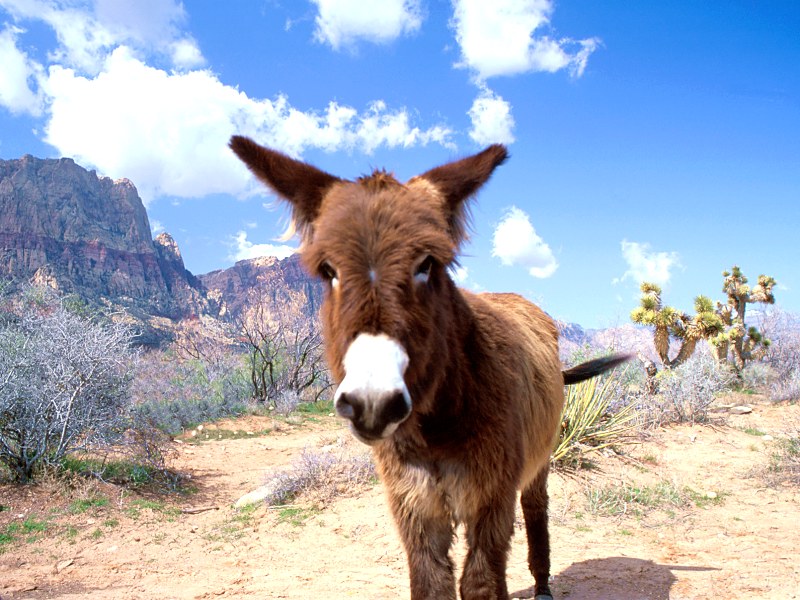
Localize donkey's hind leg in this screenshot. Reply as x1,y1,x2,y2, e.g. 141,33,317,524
520,466,553,599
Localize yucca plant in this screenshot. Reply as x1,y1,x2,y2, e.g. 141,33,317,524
552,374,639,468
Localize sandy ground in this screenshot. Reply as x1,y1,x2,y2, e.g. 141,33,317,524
1,398,799,600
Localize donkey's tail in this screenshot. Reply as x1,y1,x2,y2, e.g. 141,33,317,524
562,353,632,385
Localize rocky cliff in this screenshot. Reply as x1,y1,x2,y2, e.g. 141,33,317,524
0,153,604,352
0,155,207,320
199,254,324,323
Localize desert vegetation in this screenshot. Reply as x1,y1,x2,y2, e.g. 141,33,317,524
1,281,799,598
0,281,332,488
1,278,798,490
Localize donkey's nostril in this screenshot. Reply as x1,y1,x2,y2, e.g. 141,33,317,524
382,390,411,424
336,392,356,420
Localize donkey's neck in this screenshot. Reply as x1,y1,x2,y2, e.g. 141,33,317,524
405,283,484,450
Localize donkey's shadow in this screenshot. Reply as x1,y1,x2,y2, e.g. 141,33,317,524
511,556,718,600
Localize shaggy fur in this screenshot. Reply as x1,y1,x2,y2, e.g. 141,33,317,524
230,136,626,600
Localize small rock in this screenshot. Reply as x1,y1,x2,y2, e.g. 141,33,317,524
107,545,118,553
763,434,774,441
235,481,281,508
729,406,753,415
704,491,718,499
55,559,74,573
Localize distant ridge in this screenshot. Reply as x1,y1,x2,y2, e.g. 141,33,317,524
0,154,635,354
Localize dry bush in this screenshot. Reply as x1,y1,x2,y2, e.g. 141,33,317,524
634,347,735,427
770,372,800,404
0,291,136,482
760,308,800,402
130,349,251,436
262,442,376,506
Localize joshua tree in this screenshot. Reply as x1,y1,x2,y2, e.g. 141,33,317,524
711,266,776,371
631,282,723,370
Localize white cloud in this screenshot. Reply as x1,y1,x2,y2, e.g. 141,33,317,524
311,0,423,50
492,206,557,278
614,240,680,287
450,0,600,80
0,24,43,115
0,0,203,74
150,219,164,235
231,231,297,262
449,264,469,284
38,48,452,204
2,0,452,204
41,48,253,204
468,86,515,145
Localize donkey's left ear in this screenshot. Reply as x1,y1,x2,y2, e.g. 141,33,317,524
411,144,508,246
230,136,341,240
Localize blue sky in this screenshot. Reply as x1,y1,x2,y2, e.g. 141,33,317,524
0,0,798,329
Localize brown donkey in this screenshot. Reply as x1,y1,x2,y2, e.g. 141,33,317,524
230,136,628,600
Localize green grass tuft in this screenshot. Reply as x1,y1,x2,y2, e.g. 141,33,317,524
587,481,688,517
69,496,110,514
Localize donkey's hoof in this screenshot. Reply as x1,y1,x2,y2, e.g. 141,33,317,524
534,594,554,600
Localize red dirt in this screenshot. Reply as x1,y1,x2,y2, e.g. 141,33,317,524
2,399,799,599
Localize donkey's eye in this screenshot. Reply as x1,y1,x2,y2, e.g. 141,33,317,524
319,262,338,285
414,256,435,284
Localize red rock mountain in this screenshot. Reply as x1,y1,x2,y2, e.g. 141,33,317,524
0,154,596,350
0,155,207,320
199,254,323,323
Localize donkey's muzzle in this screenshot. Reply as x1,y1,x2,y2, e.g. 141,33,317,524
333,332,412,444
336,389,411,443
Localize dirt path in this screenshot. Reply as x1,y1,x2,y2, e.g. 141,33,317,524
2,402,799,599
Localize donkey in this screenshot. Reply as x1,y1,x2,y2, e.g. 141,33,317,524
229,136,628,600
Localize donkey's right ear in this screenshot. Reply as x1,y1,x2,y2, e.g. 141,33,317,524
229,136,341,239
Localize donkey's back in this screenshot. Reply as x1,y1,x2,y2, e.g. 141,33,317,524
467,291,566,489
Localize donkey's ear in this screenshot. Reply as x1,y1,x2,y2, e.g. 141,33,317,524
412,144,508,246
229,136,341,239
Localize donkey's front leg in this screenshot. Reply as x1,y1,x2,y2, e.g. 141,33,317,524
385,486,456,599
459,493,516,600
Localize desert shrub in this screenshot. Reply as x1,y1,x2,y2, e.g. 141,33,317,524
739,362,777,392
263,446,376,506
759,308,800,402
235,291,333,406
130,349,251,436
769,371,800,403
637,349,735,427
272,390,301,416
764,427,800,487
553,368,639,468
0,294,136,482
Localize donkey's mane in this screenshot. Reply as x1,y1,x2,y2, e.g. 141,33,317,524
356,169,401,191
